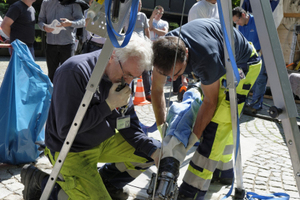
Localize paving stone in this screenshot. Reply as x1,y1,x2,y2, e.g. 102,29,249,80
244,166,258,174
269,176,281,182
269,187,286,193
5,181,23,192
254,184,268,191
257,170,271,178
0,187,13,199
269,181,283,188
243,173,256,180
288,191,300,199
1,193,23,200
255,177,268,183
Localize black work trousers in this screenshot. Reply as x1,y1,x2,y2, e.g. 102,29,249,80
46,43,75,82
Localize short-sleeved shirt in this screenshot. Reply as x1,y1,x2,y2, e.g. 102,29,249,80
124,12,149,38
38,0,85,45
149,18,168,41
166,18,252,85
238,14,261,51
5,1,35,45
188,0,219,22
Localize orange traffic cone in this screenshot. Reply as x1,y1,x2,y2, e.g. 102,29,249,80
133,76,151,106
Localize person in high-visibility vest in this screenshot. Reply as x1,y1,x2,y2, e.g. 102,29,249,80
20,33,161,200
151,18,261,200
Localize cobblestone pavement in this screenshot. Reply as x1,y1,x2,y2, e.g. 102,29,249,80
0,56,300,199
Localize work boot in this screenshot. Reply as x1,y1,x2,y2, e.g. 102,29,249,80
177,194,195,200
243,105,258,114
211,176,234,185
21,164,49,200
102,178,130,200
177,193,205,200
211,169,234,185
98,168,129,200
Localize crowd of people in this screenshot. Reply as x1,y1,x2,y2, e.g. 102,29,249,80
0,0,270,199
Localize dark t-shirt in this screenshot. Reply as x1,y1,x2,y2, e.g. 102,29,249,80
6,1,35,45
166,18,252,85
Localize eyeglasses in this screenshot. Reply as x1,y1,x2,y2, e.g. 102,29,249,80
156,12,163,15
233,16,241,24
118,60,138,79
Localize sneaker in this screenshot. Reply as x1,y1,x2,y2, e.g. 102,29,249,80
243,105,258,114
21,164,48,200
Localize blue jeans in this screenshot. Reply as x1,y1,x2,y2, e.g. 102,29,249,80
248,56,267,109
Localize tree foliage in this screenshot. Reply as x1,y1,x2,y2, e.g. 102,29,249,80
232,0,241,8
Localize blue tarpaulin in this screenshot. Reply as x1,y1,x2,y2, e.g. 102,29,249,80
0,39,53,164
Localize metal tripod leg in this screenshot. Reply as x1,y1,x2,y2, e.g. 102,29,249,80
289,25,298,65
220,1,245,198
250,0,300,194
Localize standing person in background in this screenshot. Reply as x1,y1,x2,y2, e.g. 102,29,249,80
124,0,151,101
232,7,266,114
148,5,169,97
148,5,168,42
1,0,36,58
38,0,85,82
188,0,218,22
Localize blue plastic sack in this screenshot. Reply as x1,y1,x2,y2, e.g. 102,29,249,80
0,39,53,164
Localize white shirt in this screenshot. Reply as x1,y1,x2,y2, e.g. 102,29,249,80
149,18,169,41
124,12,149,38
188,0,219,22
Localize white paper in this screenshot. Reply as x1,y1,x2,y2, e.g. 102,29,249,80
44,19,66,34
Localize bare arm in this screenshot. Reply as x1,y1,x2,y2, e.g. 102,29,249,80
192,79,220,139
150,26,168,37
151,68,168,126
1,16,13,38
149,10,155,30
145,27,150,38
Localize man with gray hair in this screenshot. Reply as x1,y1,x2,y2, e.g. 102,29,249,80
20,33,161,200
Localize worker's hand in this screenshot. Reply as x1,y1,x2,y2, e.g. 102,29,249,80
59,18,72,27
151,8,159,18
44,26,54,33
151,148,162,167
182,76,188,87
106,83,131,110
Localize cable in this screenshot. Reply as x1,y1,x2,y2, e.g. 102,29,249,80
104,0,139,48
